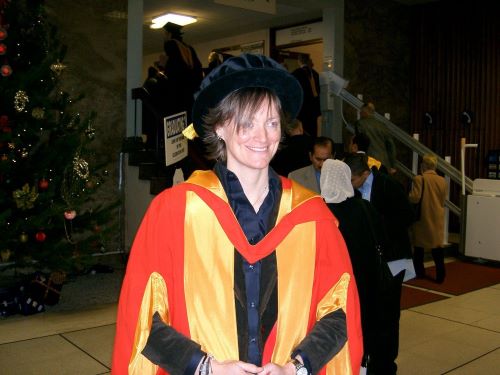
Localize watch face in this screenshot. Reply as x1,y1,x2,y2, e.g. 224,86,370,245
296,366,308,375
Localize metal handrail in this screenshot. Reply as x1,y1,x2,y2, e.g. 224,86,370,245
338,88,473,193
323,70,469,218
394,160,461,216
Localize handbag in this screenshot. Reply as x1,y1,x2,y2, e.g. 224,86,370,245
412,176,425,221
360,201,393,292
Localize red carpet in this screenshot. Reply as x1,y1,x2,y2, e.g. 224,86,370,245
401,286,448,309
405,260,500,296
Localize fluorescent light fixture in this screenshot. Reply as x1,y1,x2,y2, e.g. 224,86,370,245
150,13,197,29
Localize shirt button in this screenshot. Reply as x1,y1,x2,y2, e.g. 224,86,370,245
250,302,256,308
250,337,256,343
249,264,254,270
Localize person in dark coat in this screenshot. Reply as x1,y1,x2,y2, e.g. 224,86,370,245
159,23,211,182
320,159,388,371
142,65,170,148
354,103,396,174
270,119,313,176
163,22,203,100
291,55,321,137
344,153,415,375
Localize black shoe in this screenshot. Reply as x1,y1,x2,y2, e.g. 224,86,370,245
435,275,445,284
413,247,425,279
431,248,445,284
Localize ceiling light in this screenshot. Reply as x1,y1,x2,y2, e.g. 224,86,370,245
150,13,197,29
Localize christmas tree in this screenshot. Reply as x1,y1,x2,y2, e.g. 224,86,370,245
0,0,116,273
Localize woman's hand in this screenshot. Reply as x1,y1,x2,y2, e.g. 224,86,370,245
211,359,263,374
258,362,295,375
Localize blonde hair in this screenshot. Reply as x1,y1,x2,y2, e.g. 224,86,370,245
422,154,438,170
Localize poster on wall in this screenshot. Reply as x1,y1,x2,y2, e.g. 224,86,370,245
164,111,188,166
217,40,265,57
241,41,264,55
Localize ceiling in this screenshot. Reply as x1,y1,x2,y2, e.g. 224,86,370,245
142,0,339,55
141,0,429,55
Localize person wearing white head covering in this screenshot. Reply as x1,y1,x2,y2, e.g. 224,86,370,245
320,159,354,204
320,158,388,373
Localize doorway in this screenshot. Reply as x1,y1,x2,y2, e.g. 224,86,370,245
274,42,324,74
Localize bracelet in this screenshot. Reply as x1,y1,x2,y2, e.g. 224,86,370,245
198,353,214,375
198,355,207,375
207,355,213,375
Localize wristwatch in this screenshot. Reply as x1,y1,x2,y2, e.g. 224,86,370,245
291,358,308,375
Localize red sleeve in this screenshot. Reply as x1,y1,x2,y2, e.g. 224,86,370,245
111,188,190,374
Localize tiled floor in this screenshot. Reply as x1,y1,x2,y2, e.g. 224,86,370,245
0,304,116,374
1,268,499,374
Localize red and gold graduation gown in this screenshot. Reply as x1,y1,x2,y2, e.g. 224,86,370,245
112,170,363,374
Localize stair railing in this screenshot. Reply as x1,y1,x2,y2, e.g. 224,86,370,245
325,71,471,217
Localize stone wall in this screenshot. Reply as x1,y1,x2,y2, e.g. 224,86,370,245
344,0,411,131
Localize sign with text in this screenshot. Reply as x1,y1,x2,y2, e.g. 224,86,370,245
214,0,276,15
164,111,188,166
276,22,323,46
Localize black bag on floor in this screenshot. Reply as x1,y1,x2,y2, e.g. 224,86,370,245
0,287,19,317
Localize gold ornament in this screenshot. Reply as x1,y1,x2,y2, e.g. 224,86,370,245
20,148,28,158
73,154,89,179
85,120,96,139
13,183,39,210
66,115,77,129
0,249,11,262
50,60,67,76
32,107,45,119
19,232,29,243
7,142,15,149
14,90,29,112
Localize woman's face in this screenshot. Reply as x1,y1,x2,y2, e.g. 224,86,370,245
217,99,281,174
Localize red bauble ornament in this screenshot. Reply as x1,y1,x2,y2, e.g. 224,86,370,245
1,64,12,77
35,231,47,242
0,43,6,55
0,115,7,128
64,210,77,220
38,178,49,190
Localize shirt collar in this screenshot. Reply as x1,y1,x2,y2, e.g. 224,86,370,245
214,162,282,206
358,171,374,201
